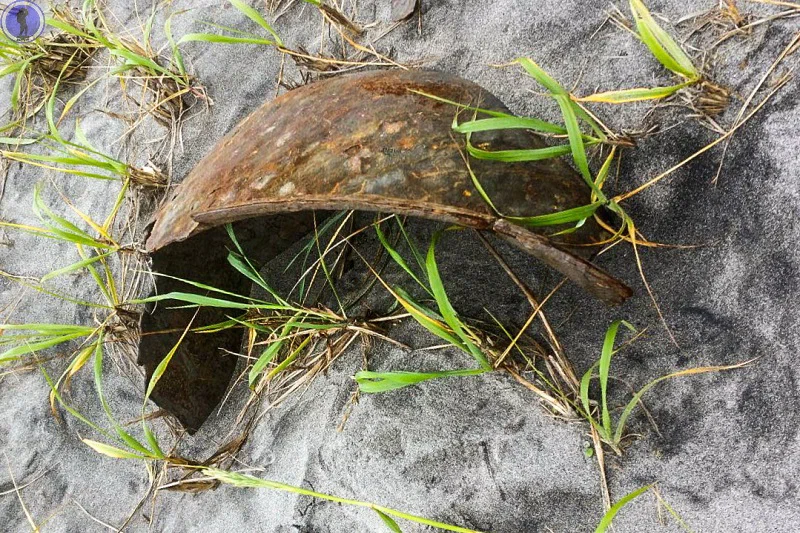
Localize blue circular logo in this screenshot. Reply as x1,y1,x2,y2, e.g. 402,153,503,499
2,1,45,43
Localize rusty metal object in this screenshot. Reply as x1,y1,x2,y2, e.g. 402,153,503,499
139,69,631,432
391,0,418,21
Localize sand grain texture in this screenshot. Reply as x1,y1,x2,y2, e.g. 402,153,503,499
1,0,799,531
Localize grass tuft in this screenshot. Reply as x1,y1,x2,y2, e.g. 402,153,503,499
0,6,96,125
578,320,753,453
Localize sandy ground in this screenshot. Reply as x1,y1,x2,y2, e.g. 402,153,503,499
1,0,799,531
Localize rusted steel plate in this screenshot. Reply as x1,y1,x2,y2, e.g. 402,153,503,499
139,69,632,432
391,0,417,21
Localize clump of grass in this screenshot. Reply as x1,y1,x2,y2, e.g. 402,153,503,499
412,3,786,516
0,181,175,464
4,211,483,531
430,60,679,345
578,320,752,454
0,126,166,188
356,217,576,421
351,221,495,393
0,183,138,358
424,7,705,344
0,6,97,125
0,182,153,454
46,0,207,137
4,206,378,468
133,222,399,411
593,0,728,115
366,220,751,452
0,68,166,188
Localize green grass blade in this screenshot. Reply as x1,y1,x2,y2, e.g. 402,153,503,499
144,318,196,401
82,439,149,460
286,211,348,299
454,116,566,135
516,57,567,95
228,0,284,46
45,17,94,39
467,139,574,162
11,58,30,110
134,291,267,310
203,468,481,533
613,359,752,444
248,314,304,386
42,365,112,438
143,3,156,44
165,14,187,76
629,0,699,79
636,21,688,76
107,47,181,85
395,218,426,276
577,81,694,103
265,335,312,381
33,185,93,239
40,251,114,282
516,58,607,139
506,202,603,227
46,57,68,139
177,33,276,46
226,252,283,302
593,148,616,201
355,369,487,393
140,272,272,304
375,221,432,296
225,224,286,304
196,20,265,37
73,123,98,153
0,136,38,145
92,336,152,456
9,151,113,170
2,152,117,180
0,323,94,334
392,287,466,350
461,149,499,215
142,423,165,459
554,94,591,182
598,320,636,437
409,89,513,118
0,60,26,78
249,336,285,385
426,231,491,370
553,95,609,203
595,485,654,533
1,332,89,363
580,361,599,416
376,510,403,532
61,75,107,125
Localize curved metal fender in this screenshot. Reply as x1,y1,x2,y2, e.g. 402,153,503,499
139,69,632,432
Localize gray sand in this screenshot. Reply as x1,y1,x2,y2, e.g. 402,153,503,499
1,1,799,531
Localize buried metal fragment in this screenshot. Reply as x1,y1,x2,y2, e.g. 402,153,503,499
391,0,418,21
139,69,632,432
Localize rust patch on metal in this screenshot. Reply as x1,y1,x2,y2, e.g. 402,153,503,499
139,70,632,432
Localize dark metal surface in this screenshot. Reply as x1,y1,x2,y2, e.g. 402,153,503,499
139,69,632,432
